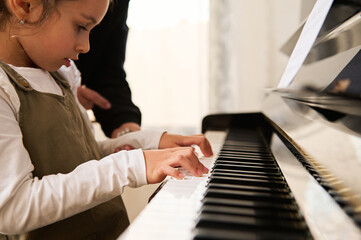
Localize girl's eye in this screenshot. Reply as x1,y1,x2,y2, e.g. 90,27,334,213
77,25,88,32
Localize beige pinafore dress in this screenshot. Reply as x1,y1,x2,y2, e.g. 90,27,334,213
0,61,129,240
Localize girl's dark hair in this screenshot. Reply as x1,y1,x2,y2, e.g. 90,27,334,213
0,0,56,29
0,0,113,30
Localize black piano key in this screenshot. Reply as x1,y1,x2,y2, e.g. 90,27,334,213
220,149,272,155
224,138,262,141
212,162,277,172
211,171,283,182
199,204,302,221
217,158,275,165
209,176,287,188
193,227,311,240
215,159,276,167
221,147,270,154
221,147,271,152
220,151,273,157
217,157,274,164
194,228,261,240
203,197,299,212
217,155,275,162
213,163,280,173
211,168,283,178
217,155,275,163
217,155,273,161
195,213,308,233
204,188,294,204
222,142,266,146
352,213,361,227
319,181,332,190
207,182,288,194
224,139,264,144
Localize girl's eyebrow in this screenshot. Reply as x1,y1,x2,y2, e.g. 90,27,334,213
81,14,97,24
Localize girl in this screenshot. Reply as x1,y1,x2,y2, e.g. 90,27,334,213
0,0,213,239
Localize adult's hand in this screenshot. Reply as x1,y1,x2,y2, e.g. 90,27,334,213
77,85,111,110
111,122,141,138
113,122,141,151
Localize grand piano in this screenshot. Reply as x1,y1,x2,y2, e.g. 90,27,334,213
119,1,361,239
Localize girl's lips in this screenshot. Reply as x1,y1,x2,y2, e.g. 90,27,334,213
64,58,71,67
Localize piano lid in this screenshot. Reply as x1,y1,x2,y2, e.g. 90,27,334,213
270,0,361,137
281,0,361,64
263,0,361,223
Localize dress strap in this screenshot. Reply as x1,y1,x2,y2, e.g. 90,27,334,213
0,60,33,91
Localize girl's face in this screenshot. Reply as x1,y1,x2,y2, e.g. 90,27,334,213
16,0,109,71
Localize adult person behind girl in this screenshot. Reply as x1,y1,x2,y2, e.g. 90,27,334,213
0,0,212,239
76,0,141,139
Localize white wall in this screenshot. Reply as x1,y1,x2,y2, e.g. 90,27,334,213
125,0,209,133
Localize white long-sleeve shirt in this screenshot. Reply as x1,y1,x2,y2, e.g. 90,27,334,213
0,61,163,234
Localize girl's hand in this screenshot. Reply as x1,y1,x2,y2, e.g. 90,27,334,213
143,147,209,184
158,133,213,157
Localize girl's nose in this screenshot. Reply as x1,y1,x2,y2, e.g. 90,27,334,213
75,36,90,54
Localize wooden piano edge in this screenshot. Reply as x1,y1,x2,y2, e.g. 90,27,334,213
148,179,168,203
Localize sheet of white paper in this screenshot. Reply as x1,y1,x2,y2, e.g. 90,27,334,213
277,0,334,88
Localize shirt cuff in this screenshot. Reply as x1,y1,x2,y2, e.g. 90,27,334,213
112,148,148,187
97,130,165,156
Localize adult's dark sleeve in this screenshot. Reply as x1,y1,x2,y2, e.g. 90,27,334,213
76,0,141,137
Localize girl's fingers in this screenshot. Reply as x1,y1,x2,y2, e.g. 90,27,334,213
160,166,184,180
182,135,213,157
169,148,208,177
144,147,209,184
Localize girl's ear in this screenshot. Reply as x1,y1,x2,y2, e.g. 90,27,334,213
7,0,43,24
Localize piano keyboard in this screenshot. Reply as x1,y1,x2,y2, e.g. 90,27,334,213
119,128,361,240
193,128,311,240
